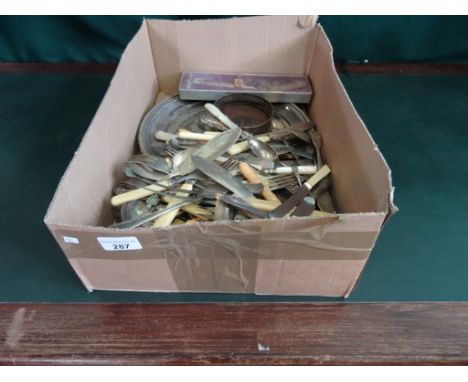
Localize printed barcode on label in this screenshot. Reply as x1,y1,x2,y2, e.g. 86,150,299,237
97,236,142,251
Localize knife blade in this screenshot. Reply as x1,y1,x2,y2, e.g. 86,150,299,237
291,197,316,217
312,177,335,213
214,198,237,221
175,127,241,176
191,155,254,201
268,165,331,218
291,177,332,217
317,191,336,213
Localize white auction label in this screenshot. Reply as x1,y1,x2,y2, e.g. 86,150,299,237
97,236,142,251
63,236,79,244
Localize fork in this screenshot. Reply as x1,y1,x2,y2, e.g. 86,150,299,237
265,173,299,191
219,157,239,172
164,146,179,157
110,193,202,229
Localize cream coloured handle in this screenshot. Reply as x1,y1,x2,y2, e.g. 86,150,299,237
154,131,174,141
239,162,281,203
248,198,280,212
177,130,220,141
152,183,193,227
162,196,213,220
204,103,239,130
305,165,331,189
228,135,270,156
111,182,168,207
274,165,317,175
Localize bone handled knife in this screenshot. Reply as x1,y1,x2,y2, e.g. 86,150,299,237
239,161,281,203
268,164,331,219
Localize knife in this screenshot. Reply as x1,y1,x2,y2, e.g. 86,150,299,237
219,194,269,219
314,177,335,213
269,164,331,218
317,191,336,213
291,196,316,217
292,177,332,217
191,155,254,201
175,127,241,176
214,198,237,221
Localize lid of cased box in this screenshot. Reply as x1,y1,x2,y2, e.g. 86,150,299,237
179,72,313,103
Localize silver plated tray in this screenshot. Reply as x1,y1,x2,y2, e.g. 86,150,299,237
138,95,310,155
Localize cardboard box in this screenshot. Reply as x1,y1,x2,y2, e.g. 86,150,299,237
44,16,397,297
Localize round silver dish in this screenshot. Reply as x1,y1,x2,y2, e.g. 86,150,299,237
138,96,310,156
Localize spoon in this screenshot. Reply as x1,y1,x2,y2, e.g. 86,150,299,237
120,200,151,222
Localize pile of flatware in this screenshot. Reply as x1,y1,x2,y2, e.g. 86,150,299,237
109,101,334,229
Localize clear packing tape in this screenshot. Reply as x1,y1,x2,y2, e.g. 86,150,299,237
59,216,379,293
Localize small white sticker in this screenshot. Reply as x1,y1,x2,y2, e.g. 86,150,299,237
64,236,79,244
97,236,142,251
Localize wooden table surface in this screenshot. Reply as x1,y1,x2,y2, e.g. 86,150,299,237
1,303,468,365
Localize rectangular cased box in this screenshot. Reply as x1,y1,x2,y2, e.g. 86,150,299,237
179,72,313,103
44,16,397,297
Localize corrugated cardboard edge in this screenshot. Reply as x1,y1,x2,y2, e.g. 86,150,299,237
46,211,386,233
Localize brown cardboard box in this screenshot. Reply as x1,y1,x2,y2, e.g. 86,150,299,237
44,16,397,297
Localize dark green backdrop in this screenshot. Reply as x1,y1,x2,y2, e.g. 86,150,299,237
0,16,467,63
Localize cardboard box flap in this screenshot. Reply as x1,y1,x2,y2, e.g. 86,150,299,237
146,16,318,95
45,21,158,226
308,24,396,216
